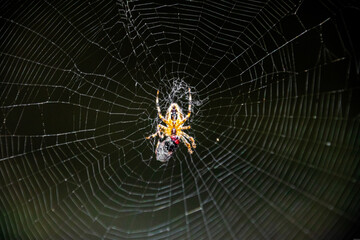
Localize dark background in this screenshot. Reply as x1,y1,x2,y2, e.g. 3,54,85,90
1,0,359,239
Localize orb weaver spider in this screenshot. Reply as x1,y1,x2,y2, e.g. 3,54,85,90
146,88,196,158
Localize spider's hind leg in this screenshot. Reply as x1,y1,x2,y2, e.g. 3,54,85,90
155,140,160,154
180,136,193,154
182,132,196,149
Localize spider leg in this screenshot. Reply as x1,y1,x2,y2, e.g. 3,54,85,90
180,88,192,125
180,125,191,130
155,140,160,155
182,132,196,149
156,90,168,124
180,136,193,154
146,124,166,139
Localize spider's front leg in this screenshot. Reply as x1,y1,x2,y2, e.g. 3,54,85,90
180,88,192,125
146,124,166,139
156,90,169,125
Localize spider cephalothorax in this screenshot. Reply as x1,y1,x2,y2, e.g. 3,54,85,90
146,88,196,160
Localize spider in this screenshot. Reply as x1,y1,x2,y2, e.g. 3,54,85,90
146,88,196,156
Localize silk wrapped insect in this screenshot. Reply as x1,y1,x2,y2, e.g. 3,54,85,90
155,137,179,162
146,88,196,162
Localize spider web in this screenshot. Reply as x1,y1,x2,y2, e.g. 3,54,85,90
1,0,359,239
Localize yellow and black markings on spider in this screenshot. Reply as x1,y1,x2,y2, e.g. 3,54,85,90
146,88,196,156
